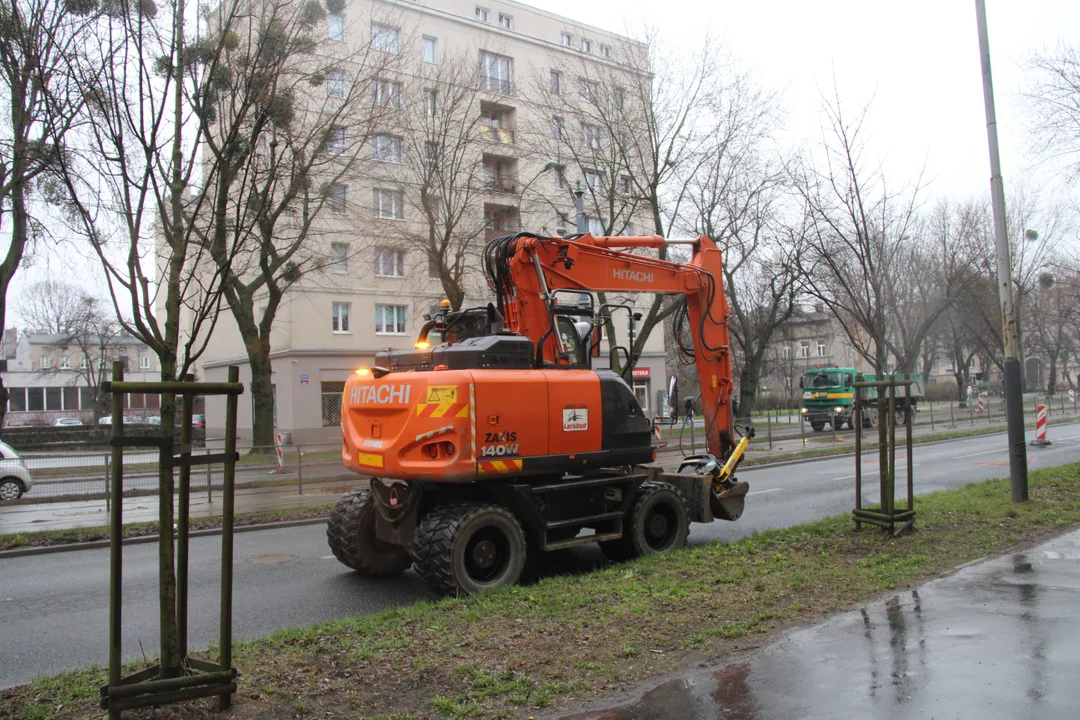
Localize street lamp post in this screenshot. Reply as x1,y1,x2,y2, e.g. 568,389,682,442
574,181,587,234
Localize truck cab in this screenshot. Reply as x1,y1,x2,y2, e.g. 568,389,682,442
800,366,859,431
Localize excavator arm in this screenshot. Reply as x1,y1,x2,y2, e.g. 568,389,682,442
483,233,734,459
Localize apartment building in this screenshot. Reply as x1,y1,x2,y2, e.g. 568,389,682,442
195,0,666,442
1,329,161,424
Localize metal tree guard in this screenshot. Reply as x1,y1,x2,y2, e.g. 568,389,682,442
853,374,916,536
100,363,244,717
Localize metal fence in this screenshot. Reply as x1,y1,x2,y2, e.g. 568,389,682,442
4,442,353,504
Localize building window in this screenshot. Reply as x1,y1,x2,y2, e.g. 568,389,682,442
583,123,603,150
634,383,648,411
329,127,346,155
331,242,349,274
621,221,636,236
331,302,350,333
137,355,150,369
554,165,566,189
479,52,512,94
475,6,488,22
80,356,89,369
321,381,345,427
579,78,599,102
422,88,438,117
59,356,70,369
584,168,605,192
817,341,827,357
600,44,611,59
550,69,562,94
40,355,51,369
555,213,568,235
498,13,512,29
422,35,437,63
372,188,404,219
327,70,345,98
428,254,441,278
327,13,344,41
587,216,604,235
6,387,25,412
551,116,564,140
799,340,810,358
371,23,400,54
782,344,791,360
375,304,408,334
561,32,572,47
371,79,403,108
424,140,440,169
46,387,61,411
371,134,402,162
328,183,347,213
620,175,632,194
615,87,625,109
580,37,591,53
374,246,405,277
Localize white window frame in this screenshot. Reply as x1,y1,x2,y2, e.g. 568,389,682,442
600,44,612,59
579,78,599,102
580,37,591,53
782,344,791,360
587,216,604,235
371,78,403,108
634,383,649,411
371,22,400,54
799,340,810,358
375,304,408,335
41,355,51,369
372,188,404,220
423,88,438,117
475,6,488,22
422,35,437,63
327,71,345,99
585,168,605,192
583,123,603,150
479,52,512,94
59,356,70,369
498,13,512,29
560,32,572,47
329,126,346,155
80,356,89,370
374,246,405,277
139,355,150,369
371,134,402,163
329,183,347,213
554,165,565,189
550,69,562,94
331,302,351,333
327,13,344,42
817,341,826,357
551,116,563,140
331,242,349,274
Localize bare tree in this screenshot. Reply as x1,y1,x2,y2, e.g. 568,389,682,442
192,0,396,449
1026,43,1080,177
0,0,92,428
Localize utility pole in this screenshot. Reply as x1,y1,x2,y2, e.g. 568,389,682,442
975,0,1028,502
574,181,587,234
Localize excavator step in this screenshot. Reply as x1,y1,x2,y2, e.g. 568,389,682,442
543,530,623,552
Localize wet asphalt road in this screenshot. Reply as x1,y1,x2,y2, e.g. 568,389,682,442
554,529,1080,720
3,423,1080,689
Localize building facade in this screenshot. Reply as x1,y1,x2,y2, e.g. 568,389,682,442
195,0,666,443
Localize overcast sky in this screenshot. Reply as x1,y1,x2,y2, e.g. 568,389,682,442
537,0,1080,202
7,1,1078,325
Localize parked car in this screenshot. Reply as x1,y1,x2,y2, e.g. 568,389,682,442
192,414,206,428
145,416,162,425
50,418,84,427
3,419,31,429
98,416,112,425
0,440,33,500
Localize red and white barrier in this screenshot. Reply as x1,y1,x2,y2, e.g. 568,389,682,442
978,393,985,412
1030,404,1051,447
275,432,284,469
1071,388,1075,405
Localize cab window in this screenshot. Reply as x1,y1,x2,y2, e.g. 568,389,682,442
555,315,587,367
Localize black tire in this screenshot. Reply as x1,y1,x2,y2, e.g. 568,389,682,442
862,408,880,429
600,482,689,562
326,489,412,576
833,418,846,430
810,420,825,432
411,504,527,595
0,478,22,501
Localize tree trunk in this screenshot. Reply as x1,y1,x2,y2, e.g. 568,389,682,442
738,356,762,418
1046,353,1058,397
248,339,276,450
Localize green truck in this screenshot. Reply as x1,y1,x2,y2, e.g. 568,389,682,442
800,366,923,431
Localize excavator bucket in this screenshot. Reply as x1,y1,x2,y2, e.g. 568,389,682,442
711,481,749,521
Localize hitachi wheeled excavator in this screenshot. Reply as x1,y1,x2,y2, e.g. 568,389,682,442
327,233,753,595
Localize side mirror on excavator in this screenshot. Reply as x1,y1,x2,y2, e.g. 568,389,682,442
590,325,601,358
667,376,678,420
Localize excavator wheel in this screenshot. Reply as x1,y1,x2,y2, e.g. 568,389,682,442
411,503,527,595
599,481,689,562
326,489,413,576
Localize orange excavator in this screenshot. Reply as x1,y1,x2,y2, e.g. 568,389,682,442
328,233,753,595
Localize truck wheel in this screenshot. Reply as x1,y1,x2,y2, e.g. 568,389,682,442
600,482,689,561
411,504,526,595
326,489,412,576
833,418,847,430
810,420,825,432
862,409,880,429
895,409,908,427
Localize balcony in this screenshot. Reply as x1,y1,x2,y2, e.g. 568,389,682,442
479,125,515,144
483,177,517,194
479,75,513,95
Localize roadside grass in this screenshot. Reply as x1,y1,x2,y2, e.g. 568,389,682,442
4,463,1080,720
0,505,334,551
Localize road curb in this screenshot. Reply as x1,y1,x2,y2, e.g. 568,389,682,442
0,516,329,559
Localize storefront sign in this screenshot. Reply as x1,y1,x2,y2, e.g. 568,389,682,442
299,375,309,385
632,368,651,379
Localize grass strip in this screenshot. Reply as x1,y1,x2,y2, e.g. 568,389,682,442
3,463,1079,719
0,505,334,551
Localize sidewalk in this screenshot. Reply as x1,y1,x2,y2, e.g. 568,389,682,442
554,528,1080,719
0,481,352,535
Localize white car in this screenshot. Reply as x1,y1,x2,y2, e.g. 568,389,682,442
0,441,33,500
50,417,84,427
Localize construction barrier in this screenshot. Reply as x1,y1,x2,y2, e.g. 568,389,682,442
1030,404,1051,447
1071,388,1076,405
978,393,985,413
275,432,284,470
